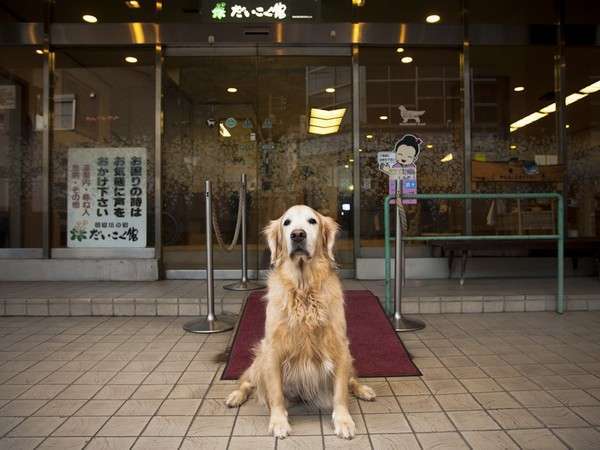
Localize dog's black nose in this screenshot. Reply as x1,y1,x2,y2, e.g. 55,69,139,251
290,229,306,243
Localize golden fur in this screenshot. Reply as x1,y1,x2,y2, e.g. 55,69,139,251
226,205,375,439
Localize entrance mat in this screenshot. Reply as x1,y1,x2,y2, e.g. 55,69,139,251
222,290,421,379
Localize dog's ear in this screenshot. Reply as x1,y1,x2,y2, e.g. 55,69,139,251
320,214,339,262
264,218,283,268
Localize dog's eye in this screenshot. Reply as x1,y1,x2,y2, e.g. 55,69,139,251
283,219,290,226
308,218,317,225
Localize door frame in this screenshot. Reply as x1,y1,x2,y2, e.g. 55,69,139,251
161,45,357,279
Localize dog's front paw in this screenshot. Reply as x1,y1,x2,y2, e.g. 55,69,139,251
332,411,355,439
225,390,246,408
268,415,291,439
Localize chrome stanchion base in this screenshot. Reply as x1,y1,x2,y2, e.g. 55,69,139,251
183,317,234,334
223,280,265,291
392,316,426,332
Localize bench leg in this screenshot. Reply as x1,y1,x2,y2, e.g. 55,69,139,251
460,251,469,286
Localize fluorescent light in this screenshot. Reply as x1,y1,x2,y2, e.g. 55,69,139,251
514,86,525,92
325,87,336,93
227,87,238,93
126,0,140,8
566,92,587,105
510,111,547,132
401,56,413,64
441,153,453,162
580,80,600,94
125,56,138,63
539,103,556,114
366,134,373,139
352,0,365,5
219,123,231,137
309,125,339,135
426,144,433,149
309,117,343,128
310,108,346,120
396,47,405,53
35,49,44,55
82,14,98,23
426,14,441,23
379,115,388,120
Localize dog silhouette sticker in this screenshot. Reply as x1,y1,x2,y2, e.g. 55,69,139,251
398,105,426,124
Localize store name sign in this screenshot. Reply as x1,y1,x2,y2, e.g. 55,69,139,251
67,147,147,248
205,0,318,22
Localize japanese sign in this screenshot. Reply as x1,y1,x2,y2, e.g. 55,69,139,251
206,0,319,22
378,134,422,205
67,148,147,247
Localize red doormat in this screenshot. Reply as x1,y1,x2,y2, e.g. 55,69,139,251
222,290,421,379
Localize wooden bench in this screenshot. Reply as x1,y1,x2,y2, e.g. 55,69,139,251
430,238,600,284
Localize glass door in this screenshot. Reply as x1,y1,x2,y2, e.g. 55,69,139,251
162,50,354,274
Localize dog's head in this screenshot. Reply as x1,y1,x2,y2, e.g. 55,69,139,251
264,205,339,268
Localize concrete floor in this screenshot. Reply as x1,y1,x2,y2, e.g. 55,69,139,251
0,309,599,448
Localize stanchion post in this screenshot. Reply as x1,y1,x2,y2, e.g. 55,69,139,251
392,181,425,332
183,180,234,334
224,173,265,291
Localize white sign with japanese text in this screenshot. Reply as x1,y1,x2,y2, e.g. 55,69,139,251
67,147,146,247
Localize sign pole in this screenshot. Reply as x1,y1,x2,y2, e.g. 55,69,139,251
183,180,234,334
224,173,265,291
392,178,425,332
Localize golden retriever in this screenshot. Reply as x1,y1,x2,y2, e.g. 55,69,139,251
225,205,375,439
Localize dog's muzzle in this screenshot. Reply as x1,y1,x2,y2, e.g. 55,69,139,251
290,229,308,256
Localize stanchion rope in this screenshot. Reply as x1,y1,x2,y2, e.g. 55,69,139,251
212,188,243,251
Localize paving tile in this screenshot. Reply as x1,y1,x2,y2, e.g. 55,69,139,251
0,437,44,449
33,400,87,417
510,390,562,408
97,416,151,437
435,393,482,411
277,435,324,450
551,427,600,450
548,389,600,407
228,436,275,450
0,400,47,416
416,431,468,450
488,408,542,429
180,436,229,450
447,410,500,431
369,434,420,450
8,417,65,437
571,405,600,425
37,437,90,449
462,430,519,449
115,399,162,416
186,416,235,437
74,400,124,416
85,437,137,450
156,399,201,416
142,416,192,437
473,392,520,409
52,416,108,437
131,437,183,449
389,380,430,396
508,428,568,450
405,412,455,433
397,395,441,412
323,434,371,449
359,396,401,413
529,407,590,427
425,379,466,395
363,413,411,434
0,417,24,436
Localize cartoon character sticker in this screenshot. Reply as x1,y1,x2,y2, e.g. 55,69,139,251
394,134,422,165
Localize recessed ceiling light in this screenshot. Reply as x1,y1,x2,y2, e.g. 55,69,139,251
35,49,44,55
514,86,525,92
510,144,517,149
227,87,238,93
426,144,433,149
125,0,141,8
396,47,405,53
358,148,363,152
125,56,138,63
401,56,413,64
366,134,373,139
82,14,98,23
426,14,441,23
325,87,336,93
379,115,388,120
349,158,354,162
344,164,349,168
565,124,571,128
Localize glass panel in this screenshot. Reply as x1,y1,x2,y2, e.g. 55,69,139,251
565,47,600,237
0,47,44,249
162,53,353,271
51,48,155,249
359,47,463,257
471,46,558,236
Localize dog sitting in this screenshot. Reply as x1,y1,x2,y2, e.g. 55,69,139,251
225,205,375,439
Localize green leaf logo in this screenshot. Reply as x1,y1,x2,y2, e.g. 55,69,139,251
212,2,227,20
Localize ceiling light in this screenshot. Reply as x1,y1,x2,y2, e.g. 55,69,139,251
565,124,571,128
308,108,346,135
352,0,365,6
426,144,433,149
349,158,354,162
227,87,238,93
510,144,517,149
379,115,388,120
35,49,44,55
510,111,547,132
539,103,556,114
426,14,441,23
82,14,98,23
349,185,354,191
440,153,453,162
125,0,141,8
514,86,525,92
580,80,600,94
219,123,231,137
566,92,587,105
310,107,346,120
366,134,373,139
358,148,363,152
396,47,405,53
310,117,343,128
344,164,349,168
309,126,339,135
125,56,138,63
401,56,413,64
325,87,336,93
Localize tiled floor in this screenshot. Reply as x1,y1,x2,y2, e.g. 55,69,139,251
0,309,599,449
